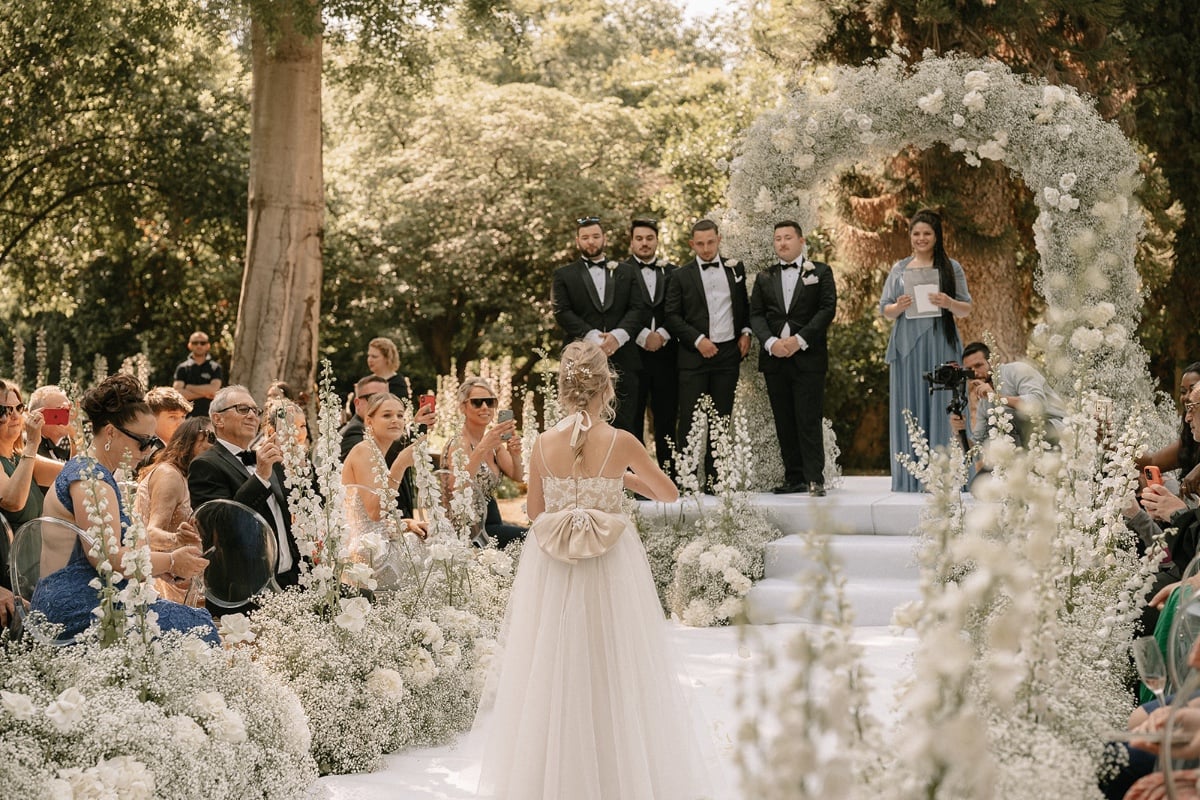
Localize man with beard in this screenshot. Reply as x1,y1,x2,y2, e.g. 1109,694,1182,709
552,216,648,434
624,217,678,475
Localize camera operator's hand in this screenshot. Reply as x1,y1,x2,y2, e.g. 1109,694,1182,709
949,413,966,433
968,379,993,404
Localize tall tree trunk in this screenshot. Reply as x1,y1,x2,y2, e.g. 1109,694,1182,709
232,14,323,401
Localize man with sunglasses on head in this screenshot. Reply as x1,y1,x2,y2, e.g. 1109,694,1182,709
623,216,679,477
552,215,649,435
339,375,392,461
173,331,223,418
187,386,302,611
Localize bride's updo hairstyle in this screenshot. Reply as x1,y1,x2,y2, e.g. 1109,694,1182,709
81,373,150,432
558,342,616,467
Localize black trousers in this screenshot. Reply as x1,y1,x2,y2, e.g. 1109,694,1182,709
634,347,678,475
764,367,826,485
677,340,741,484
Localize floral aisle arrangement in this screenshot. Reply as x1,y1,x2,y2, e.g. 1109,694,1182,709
0,467,316,798
637,399,784,627
249,362,516,775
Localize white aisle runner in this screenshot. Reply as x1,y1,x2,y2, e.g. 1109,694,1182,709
318,622,916,800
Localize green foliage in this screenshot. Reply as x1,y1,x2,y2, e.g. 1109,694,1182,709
0,0,249,387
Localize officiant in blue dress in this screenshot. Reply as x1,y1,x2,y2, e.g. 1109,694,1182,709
879,209,973,492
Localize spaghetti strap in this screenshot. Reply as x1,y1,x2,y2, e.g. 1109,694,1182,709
536,438,557,479
596,430,619,476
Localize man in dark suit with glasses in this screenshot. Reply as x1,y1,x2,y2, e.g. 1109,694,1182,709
552,216,649,434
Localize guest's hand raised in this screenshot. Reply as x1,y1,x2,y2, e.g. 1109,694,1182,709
1142,483,1188,522
175,519,202,548
23,408,44,441
414,403,436,428
480,420,516,453
254,439,283,481
169,545,209,578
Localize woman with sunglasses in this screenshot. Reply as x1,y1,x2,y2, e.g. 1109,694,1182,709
442,377,525,548
134,417,214,604
0,379,64,533
32,374,218,643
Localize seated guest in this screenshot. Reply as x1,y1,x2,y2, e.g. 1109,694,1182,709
28,384,74,463
134,417,213,605
0,380,65,533
188,386,303,611
443,378,526,548
34,374,217,643
339,375,390,460
1143,382,1200,569
145,386,193,446
264,398,309,451
1138,361,1200,495
341,393,426,527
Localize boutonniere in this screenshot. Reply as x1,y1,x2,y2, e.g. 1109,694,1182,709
725,259,742,269
655,257,666,267
605,260,618,273
800,259,816,276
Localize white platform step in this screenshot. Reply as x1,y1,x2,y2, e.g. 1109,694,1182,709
744,576,921,627
762,533,920,581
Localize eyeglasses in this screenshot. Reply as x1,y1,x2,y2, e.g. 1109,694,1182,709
189,339,209,345
1188,401,1199,415
0,403,25,420
576,216,601,227
204,430,216,444
114,423,163,452
468,397,498,409
214,403,260,417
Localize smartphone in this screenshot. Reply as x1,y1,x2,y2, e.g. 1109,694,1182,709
1144,466,1163,486
42,408,69,426
497,408,514,440
419,394,436,415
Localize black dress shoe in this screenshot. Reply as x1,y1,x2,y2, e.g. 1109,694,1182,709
808,482,826,497
772,484,800,494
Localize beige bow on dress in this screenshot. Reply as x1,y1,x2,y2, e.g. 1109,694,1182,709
531,507,626,564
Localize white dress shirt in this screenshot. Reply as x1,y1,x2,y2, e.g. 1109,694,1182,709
696,258,737,345
217,438,293,574
582,259,630,349
635,261,671,348
764,261,809,354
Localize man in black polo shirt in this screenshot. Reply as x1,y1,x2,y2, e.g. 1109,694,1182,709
173,331,223,417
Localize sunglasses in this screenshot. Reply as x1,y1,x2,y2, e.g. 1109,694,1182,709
468,397,498,409
576,216,601,227
0,403,25,420
214,403,260,417
114,423,163,452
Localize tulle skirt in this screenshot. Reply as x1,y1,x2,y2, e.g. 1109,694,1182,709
475,517,719,800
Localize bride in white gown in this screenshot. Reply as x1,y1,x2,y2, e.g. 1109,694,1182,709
475,342,719,800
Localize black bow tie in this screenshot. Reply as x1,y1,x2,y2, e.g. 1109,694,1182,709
780,262,799,271
237,450,257,466
637,260,656,268
587,260,605,268
700,261,720,270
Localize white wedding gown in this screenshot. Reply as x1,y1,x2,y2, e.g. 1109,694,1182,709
475,440,720,799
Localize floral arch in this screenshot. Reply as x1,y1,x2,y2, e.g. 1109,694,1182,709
723,52,1152,411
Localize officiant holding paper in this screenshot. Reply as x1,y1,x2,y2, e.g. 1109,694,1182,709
879,209,973,492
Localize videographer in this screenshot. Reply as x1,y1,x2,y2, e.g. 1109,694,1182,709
950,342,1066,449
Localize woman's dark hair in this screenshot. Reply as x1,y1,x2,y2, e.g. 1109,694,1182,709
910,209,959,347
152,417,212,476
267,380,295,401
81,373,150,432
1179,362,1200,473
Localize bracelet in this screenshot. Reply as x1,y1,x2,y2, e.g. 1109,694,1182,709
168,551,176,576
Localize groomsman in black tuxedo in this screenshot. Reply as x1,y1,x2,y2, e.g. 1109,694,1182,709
188,385,302,614
552,216,649,434
665,219,751,486
749,221,837,496
624,217,679,475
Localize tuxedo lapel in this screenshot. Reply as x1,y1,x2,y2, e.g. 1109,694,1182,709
633,263,654,305
771,267,788,316
601,264,616,311
577,261,604,313
653,266,666,305
688,264,711,332
213,443,250,483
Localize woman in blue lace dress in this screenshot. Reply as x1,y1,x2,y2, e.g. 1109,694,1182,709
31,374,218,644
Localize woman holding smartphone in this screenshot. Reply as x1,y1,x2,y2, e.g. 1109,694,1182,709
0,380,65,533
443,377,525,547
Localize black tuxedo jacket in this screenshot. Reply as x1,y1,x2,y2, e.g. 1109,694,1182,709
664,257,751,371
623,257,678,363
749,261,837,374
187,443,302,588
552,257,649,374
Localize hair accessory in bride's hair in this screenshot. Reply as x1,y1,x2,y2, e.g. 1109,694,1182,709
563,359,593,383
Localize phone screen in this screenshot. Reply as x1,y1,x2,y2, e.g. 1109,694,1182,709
497,409,514,440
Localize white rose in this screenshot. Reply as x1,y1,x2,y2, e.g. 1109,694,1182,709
334,596,371,634
1059,172,1077,191
342,561,378,591
950,138,969,153
961,89,986,112
1070,327,1105,353
977,140,1006,161
754,186,775,214
218,613,256,645
856,114,872,132
1057,193,1079,212
413,617,445,649
715,596,743,620
1055,124,1073,140
681,598,715,627
437,640,463,671
963,69,991,91
859,131,878,145
1089,302,1117,326
1,690,36,721
1042,84,1066,107
805,117,819,134
45,687,86,733
366,667,406,700
952,113,966,128
193,690,227,717
428,543,454,562
181,635,211,661
917,88,945,114
770,128,797,152
406,646,439,688
964,152,981,167
840,108,857,125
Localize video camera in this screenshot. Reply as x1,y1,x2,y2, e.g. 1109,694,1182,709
923,362,975,448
